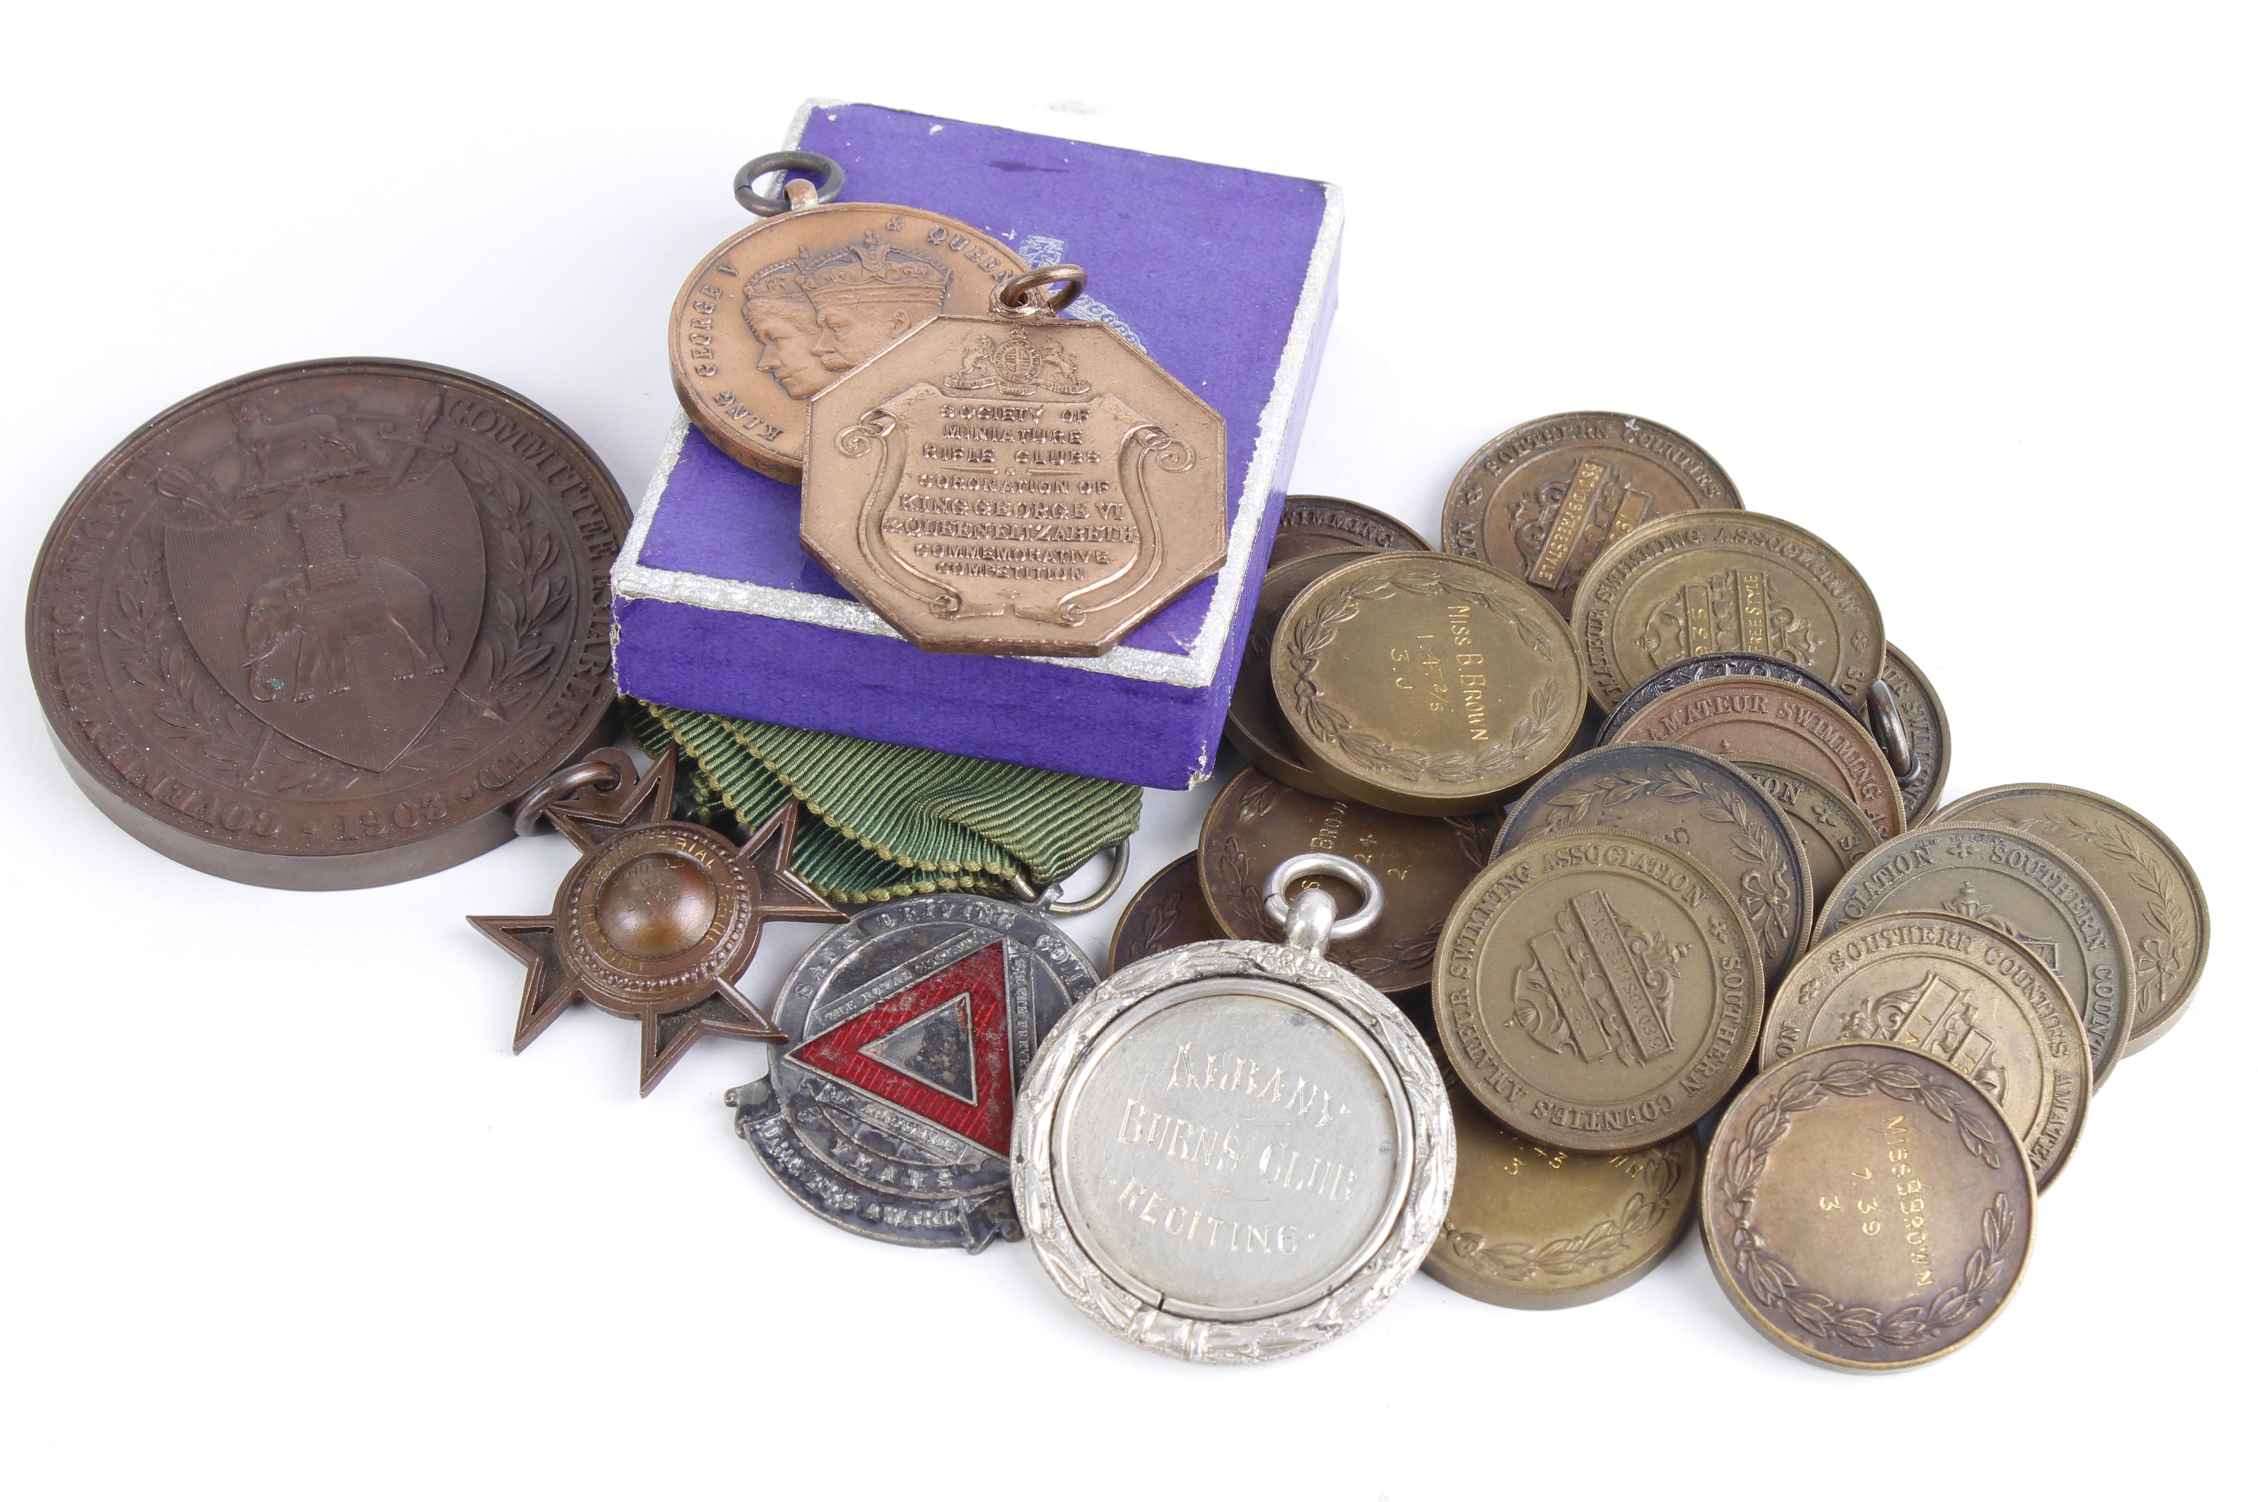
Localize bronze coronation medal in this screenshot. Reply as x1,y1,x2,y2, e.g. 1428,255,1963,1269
800,265,1227,656
1934,785,2209,1054
1493,744,1811,990
1819,823,2137,1087
1109,854,1225,973
1442,412,1743,619
1198,765,1498,994
1701,1041,2035,1371
1761,913,2090,1190
668,151,1029,481
1271,495,1432,561
1733,758,1882,911
1609,675,1907,839
1427,1076,1700,1310
1225,549,1369,796
1271,552,1585,816
1436,829,1764,1153
28,358,628,888
1572,511,1886,713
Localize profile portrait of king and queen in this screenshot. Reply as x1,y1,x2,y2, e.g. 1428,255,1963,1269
741,230,957,399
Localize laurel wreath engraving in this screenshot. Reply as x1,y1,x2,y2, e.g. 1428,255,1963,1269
1533,764,1798,960
1282,568,1568,785
1718,1057,2013,1349
2005,811,2193,1020
110,529,264,783
1443,1146,1684,1281
1125,886,1186,959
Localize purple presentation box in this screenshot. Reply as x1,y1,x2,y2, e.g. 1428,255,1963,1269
612,101,1340,789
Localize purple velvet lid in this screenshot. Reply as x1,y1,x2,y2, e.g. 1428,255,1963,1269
613,101,1340,789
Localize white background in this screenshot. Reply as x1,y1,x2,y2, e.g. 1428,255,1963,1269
4,5,2251,1498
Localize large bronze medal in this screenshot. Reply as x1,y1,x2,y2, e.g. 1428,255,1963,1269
668,151,1029,481
800,265,1228,656
470,748,846,1095
28,359,628,888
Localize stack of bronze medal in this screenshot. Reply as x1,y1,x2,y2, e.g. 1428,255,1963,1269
1101,414,2209,1368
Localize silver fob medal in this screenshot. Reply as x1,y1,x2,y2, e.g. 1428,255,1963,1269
1015,855,1454,1363
728,856,1118,1251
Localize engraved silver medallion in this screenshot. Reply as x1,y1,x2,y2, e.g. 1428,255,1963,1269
730,890,1098,1251
1014,855,1453,1362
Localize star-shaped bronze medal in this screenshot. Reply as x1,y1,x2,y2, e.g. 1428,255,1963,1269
469,747,845,1094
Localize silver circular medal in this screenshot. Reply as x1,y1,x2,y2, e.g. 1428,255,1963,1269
1014,855,1453,1363
729,889,1099,1251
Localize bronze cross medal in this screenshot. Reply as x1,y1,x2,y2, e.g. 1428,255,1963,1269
469,747,845,1093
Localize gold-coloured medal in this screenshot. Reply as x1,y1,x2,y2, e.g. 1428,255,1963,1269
800,266,1227,656
1731,757,1882,910
668,152,1028,481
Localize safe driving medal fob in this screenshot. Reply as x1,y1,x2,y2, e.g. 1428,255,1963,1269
729,854,1119,1251
667,151,1030,482
1014,854,1453,1363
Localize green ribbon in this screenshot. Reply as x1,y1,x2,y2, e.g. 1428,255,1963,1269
621,698,1142,905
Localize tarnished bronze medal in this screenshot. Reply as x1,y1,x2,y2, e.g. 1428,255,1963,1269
1271,495,1431,561
1819,823,2137,1086
668,152,1029,481
1701,1041,2035,1370
1934,785,2209,1054
1760,913,2090,1190
28,358,628,888
1224,549,1368,797
1441,413,1742,619
1872,646,1951,826
1427,1076,1700,1310
1198,766,1498,994
1732,757,1882,910
1596,651,1852,747
1493,745,1811,989
1609,676,1906,839
1271,553,1585,815
800,266,1227,656
470,749,847,1095
1436,829,1763,1153
1572,512,1885,712
1109,853,1225,973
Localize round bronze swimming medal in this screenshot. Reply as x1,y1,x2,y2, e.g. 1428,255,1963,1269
1494,745,1811,990
1426,1078,1699,1310
1872,646,1951,825
1819,823,2136,1087
1609,676,1906,839
1015,854,1452,1363
668,151,1029,482
800,266,1228,657
1442,413,1742,620
1225,549,1370,797
731,884,1099,1250
1110,854,1225,973
1436,829,1763,1154
1732,758,1882,911
1701,1040,2035,1371
27,358,628,888
1572,511,1886,713
1934,785,2208,1054
1761,913,2090,1190
470,749,848,1095
1271,495,1432,561
1595,650,1852,746
1197,766,1500,994
1271,553,1585,816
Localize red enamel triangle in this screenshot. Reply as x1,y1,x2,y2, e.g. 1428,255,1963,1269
787,941,1016,1157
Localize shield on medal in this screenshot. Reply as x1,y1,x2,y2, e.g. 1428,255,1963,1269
164,464,486,772
731,894,1098,1251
